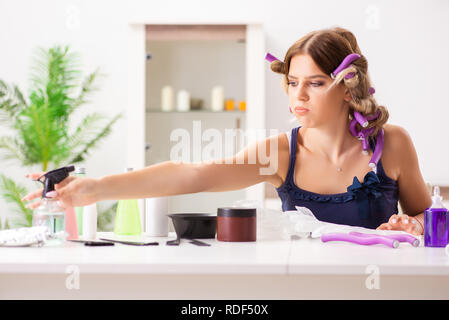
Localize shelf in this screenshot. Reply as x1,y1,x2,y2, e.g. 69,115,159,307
146,109,245,114
146,24,246,41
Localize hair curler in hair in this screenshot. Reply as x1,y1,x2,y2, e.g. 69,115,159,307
349,112,383,171
369,128,384,170
366,110,380,121
265,52,280,63
330,53,360,79
349,118,358,137
354,110,369,128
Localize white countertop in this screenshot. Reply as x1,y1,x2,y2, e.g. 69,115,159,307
1,231,448,276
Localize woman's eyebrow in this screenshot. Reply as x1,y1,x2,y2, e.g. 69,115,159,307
287,74,328,79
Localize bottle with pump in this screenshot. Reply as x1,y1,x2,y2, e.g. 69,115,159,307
114,168,142,236
74,167,86,236
424,186,449,247
32,166,75,243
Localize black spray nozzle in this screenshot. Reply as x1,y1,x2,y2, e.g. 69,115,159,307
35,165,75,198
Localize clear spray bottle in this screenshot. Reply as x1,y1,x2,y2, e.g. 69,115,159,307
32,166,75,243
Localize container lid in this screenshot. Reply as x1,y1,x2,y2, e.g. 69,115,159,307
168,213,216,220
217,207,256,218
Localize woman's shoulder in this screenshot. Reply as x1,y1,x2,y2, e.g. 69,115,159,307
383,124,415,155
381,124,414,181
383,123,412,143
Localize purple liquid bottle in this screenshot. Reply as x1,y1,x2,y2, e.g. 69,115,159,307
424,186,449,247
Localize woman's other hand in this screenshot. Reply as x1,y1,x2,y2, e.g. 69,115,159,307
376,213,423,236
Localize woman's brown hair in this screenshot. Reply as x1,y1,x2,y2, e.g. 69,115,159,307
270,27,388,137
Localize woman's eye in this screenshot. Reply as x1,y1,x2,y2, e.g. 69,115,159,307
287,81,323,87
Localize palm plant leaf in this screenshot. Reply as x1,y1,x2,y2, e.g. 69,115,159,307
67,112,106,150
70,69,101,112
29,46,81,97
0,174,33,227
0,80,27,124
68,113,122,164
0,136,27,163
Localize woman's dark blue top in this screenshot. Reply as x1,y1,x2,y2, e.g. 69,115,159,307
276,126,399,229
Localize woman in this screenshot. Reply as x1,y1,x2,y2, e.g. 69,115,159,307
22,27,431,236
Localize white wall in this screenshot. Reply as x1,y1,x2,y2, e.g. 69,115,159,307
0,0,448,224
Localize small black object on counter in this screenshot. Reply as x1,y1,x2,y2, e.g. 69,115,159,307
168,213,217,239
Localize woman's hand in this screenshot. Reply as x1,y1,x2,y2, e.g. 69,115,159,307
376,214,424,236
22,172,99,209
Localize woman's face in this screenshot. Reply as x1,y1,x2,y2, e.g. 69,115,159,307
287,54,349,128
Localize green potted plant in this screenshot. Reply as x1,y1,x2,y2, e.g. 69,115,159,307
0,45,121,229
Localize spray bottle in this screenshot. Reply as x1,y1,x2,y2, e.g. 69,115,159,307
32,165,75,243
113,168,142,236
424,186,449,247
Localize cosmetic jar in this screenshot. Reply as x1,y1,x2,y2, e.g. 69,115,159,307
217,207,256,242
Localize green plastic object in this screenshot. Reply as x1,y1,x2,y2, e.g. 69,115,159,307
114,199,142,236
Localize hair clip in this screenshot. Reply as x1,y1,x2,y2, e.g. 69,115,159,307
330,53,361,79
265,52,280,63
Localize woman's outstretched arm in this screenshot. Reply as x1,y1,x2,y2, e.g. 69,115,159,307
99,134,283,198
23,134,285,208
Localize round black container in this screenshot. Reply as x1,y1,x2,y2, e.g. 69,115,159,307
168,213,217,239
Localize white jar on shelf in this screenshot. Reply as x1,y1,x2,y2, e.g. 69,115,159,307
211,86,224,111
161,85,174,112
177,89,190,112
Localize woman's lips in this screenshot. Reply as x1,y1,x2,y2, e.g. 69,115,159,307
294,107,310,114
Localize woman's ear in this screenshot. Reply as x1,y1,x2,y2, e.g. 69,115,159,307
344,88,352,102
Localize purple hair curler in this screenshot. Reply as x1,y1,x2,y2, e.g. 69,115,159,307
366,110,380,121
265,52,280,63
364,127,376,136
361,136,369,151
361,128,375,153
368,87,376,95
331,53,361,79
321,232,399,248
349,232,420,247
349,119,358,137
354,110,369,128
349,110,383,170
345,72,355,79
368,128,384,169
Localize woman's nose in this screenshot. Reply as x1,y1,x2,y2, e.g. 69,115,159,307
295,83,309,101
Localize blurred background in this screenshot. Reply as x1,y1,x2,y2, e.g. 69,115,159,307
0,0,448,231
